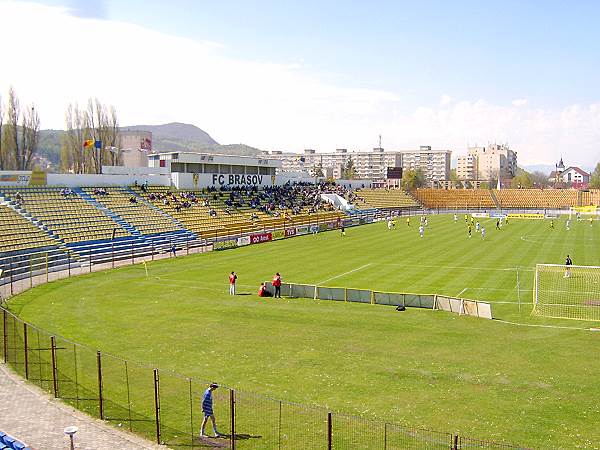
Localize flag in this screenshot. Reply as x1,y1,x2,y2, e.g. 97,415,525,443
296,156,306,163
83,139,94,148
94,140,102,149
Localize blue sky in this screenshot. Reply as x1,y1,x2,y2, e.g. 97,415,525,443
63,0,600,108
1,0,599,166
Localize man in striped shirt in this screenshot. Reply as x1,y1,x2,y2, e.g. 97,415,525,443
200,383,222,439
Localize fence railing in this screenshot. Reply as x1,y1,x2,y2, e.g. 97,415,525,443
265,283,493,320
0,214,527,449
0,307,528,449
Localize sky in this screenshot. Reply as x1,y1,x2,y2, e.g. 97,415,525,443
0,0,599,167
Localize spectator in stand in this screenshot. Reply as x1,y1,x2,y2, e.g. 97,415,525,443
272,272,282,298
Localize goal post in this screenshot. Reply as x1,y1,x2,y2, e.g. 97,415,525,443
533,264,600,321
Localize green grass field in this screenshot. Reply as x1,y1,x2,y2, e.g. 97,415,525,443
7,215,600,449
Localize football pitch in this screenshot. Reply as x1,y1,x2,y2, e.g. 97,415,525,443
7,215,600,448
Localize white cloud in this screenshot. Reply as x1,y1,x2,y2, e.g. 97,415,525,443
439,94,454,106
512,98,528,107
0,1,599,167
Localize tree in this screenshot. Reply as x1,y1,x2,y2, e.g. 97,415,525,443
590,163,600,189
449,169,463,188
314,163,324,178
61,98,120,174
2,87,19,170
401,168,426,190
342,157,355,179
0,87,40,170
530,171,550,188
0,94,4,170
18,105,40,170
510,168,533,189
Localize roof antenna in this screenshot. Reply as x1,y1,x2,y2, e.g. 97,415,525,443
378,134,382,148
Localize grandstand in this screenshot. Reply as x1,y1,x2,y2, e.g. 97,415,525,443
494,188,579,209
0,187,130,244
414,189,496,209
582,189,600,206
351,188,420,210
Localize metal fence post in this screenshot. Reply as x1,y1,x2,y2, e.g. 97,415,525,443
278,400,282,450
453,434,459,450
45,252,49,283
2,310,7,363
230,389,236,450
50,336,58,398
327,411,332,450
9,260,13,296
97,351,104,419
29,255,33,288
23,323,28,380
153,368,161,444
384,422,387,450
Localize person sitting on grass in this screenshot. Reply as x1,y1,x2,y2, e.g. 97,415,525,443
258,282,272,297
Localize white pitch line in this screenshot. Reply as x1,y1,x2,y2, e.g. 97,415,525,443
318,263,373,285
493,319,593,331
456,288,468,297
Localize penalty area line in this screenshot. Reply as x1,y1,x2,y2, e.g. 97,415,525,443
493,319,593,331
318,263,373,285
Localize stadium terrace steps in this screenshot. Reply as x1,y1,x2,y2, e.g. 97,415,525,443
489,189,501,209
124,187,198,241
74,187,139,236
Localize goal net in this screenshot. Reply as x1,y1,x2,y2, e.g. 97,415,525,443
533,264,600,321
569,206,598,219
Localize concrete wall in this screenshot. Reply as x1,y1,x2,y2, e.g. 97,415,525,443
46,173,171,187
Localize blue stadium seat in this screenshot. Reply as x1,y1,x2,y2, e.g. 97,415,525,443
1,436,14,447
12,442,27,450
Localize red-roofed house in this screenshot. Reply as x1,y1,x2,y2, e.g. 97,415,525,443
559,166,590,188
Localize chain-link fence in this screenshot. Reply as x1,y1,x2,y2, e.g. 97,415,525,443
0,307,529,449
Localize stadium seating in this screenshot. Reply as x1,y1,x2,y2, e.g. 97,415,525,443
0,432,31,450
351,188,419,210
414,189,496,209
586,190,600,206
134,186,344,238
0,187,130,243
493,189,579,208
0,205,58,253
82,187,184,235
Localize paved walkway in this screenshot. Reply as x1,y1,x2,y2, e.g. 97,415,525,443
0,363,165,450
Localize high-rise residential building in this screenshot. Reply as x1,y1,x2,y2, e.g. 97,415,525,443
400,146,451,185
265,145,450,185
266,148,402,180
467,144,517,181
456,154,477,180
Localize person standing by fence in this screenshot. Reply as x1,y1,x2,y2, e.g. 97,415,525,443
272,272,282,298
229,271,237,295
200,383,222,439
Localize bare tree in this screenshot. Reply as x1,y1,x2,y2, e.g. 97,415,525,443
2,87,20,170
87,98,120,173
0,95,4,170
62,103,89,173
62,99,120,174
19,105,40,170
